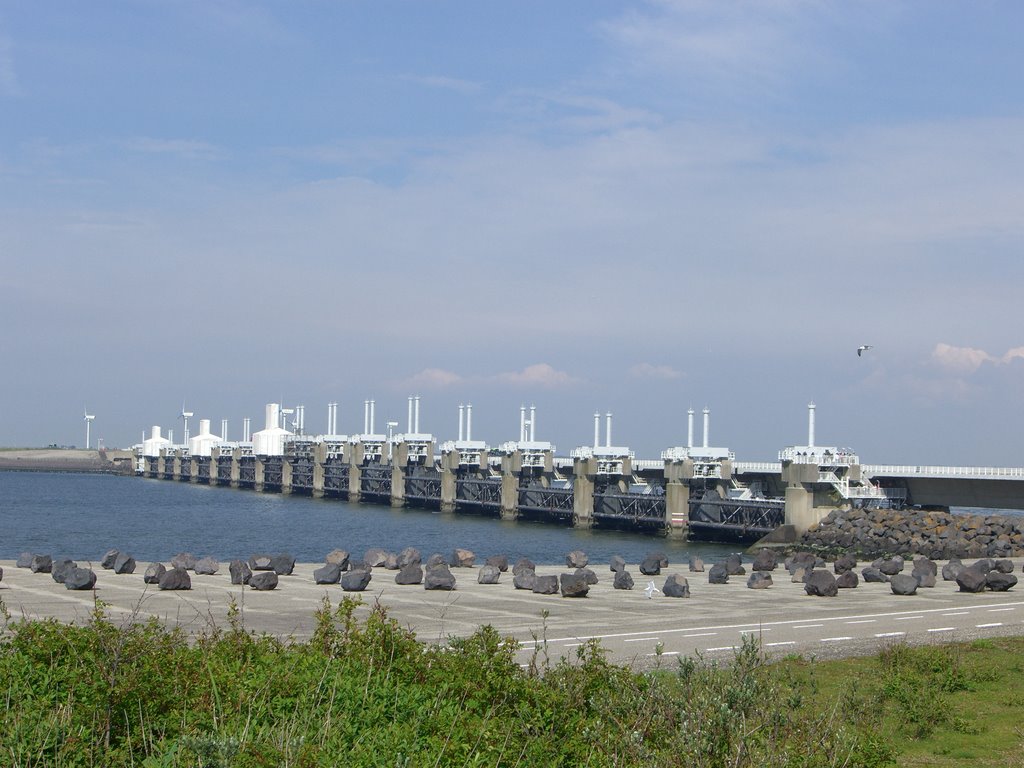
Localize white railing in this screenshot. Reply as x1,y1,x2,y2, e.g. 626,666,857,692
633,459,664,470
734,462,782,473
863,465,1024,480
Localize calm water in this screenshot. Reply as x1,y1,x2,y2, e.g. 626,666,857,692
0,471,741,565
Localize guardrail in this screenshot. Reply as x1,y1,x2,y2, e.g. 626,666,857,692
863,465,1024,480
734,462,782,473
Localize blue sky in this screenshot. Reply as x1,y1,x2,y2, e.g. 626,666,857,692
2,1,1023,464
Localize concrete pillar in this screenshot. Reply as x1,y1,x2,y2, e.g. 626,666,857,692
391,443,407,508
500,454,519,520
784,485,817,533
572,457,595,529
348,444,362,503
312,443,326,499
189,457,199,483
172,455,182,481
665,482,691,539
281,460,293,495
440,451,457,513
254,457,265,493
230,449,241,488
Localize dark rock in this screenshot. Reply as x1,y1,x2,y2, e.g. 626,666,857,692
64,567,96,591
724,554,745,575
395,564,423,585
325,549,350,569
171,552,197,571
101,549,120,569
144,562,166,584
341,568,372,592
913,571,936,588
477,565,501,584
833,554,858,574
484,554,508,572
912,557,938,576
575,567,599,585
425,553,446,569
972,558,995,574
159,567,191,591
270,553,295,576
30,554,52,573
425,565,456,590
861,566,889,583
747,572,773,589
248,554,274,571
688,556,705,573
193,557,217,575
513,572,537,590
363,548,387,567
512,558,535,576
113,552,137,575
450,549,475,568
941,559,964,581
787,552,817,573
879,558,904,576
890,574,919,595
956,566,987,593
16,552,33,568
836,570,859,589
639,556,662,576
565,550,588,569
384,552,401,570
609,555,626,573
751,549,777,572
613,570,634,590
805,570,838,597
229,560,252,585
532,574,558,595
994,559,1014,574
249,571,278,591
791,566,810,583
51,558,76,584
647,551,669,568
313,563,342,584
708,563,729,584
987,572,1018,592
560,572,589,597
664,573,691,597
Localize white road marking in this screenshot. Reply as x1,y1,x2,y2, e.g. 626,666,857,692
847,619,876,624
821,636,853,642
624,637,662,643
894,616,924,621
793,623,824,629
766,641,796,647
988,607,1015,613
928,627,956,633
706,646,737,652
875,632,905,638
645,651,679,657
738,628,771,634
942,611,969,616
977,623,1004,628
679,632,717,639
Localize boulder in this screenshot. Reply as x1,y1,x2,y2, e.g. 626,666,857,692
648,551,669,568
171,553,197,571
663,574,691,597
143,562,166,584
249,571,278,591
833,554,858,574
477,565,501,584
560,572,589,597
890,574,919,596
913,570,936,588
791,566,810,583
787,552,817,573
972,558,995,575
425,553,447,569
751,549,777,572
804,570,838,597
987,572,1018,592
64,567,97,591
383,552,401,570
913,557,938,577
113,552,137,575
450,549,475,568
688,556,705,573
609,555,626,573
363,548,387,568
613,570,634,590
270,553,295,576
942,559,964,581
51,558,76,584
639,556,662,576
878,558,904,576
513,572,537,590
532,575,559,595
398,547,422,568
341,568,372,592
193,557,218,576
747,572,773,590
325,549,350,569
575,567,599,585
957,566,987,593
248,554,274,571
395,564,424,585
724,554,745,575
707,563,729,584
484,554,508,572
101,549,120,569
313,563,342,584
16,552,33,569
159,568,192,591
512,558,536,576
565,550,588,569
229,560,252,585
861,566,889,583
836,570,859,589
425,565,456,590
994,559,1015,574
30,554,52,573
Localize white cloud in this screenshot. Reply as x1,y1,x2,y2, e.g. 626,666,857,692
490,363,577,388
932,343,1024,374
629,362,683,380
401,368,464,389
400,74,482,95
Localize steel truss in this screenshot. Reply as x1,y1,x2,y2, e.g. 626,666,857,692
518,484,574,517
456,477,502,510
289,458,314,492
405,468,442,504
594,491,666,523
690,497,785,536
262,457,283,489
323,460,349,495
360,463,392,499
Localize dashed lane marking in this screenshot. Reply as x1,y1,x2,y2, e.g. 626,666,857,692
977,623,1004,628
846,619,875,625
821,637,853,642
928,627,956,633
894,616,924,621
766,641,796,648
875,632,905,638
706,646,737,653
793,624,824,629
624,637,662,643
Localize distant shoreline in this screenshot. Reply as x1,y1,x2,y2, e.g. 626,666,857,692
0,448,135,475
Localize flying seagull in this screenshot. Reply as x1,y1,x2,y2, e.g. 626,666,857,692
644,581,661,599
857,345,873,357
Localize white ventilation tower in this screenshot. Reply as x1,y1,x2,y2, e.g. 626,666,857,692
142,425,171,457
189,419,224,457
252,403,293,456
807,401,816,448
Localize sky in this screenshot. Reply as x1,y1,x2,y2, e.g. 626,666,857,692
1,1,1023,464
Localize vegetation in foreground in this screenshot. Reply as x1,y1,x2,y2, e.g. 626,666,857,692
0,595,1022,767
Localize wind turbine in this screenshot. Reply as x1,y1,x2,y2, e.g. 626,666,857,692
180,403,194,445
83,408,95,450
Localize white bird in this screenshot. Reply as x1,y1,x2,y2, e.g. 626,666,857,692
644,581,661,599
857,345,873,357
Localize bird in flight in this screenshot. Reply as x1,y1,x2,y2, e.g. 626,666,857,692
857,345,873,357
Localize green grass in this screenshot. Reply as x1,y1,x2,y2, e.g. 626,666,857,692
0,593,1022,767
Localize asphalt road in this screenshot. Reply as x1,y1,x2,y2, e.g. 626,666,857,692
2,559,1021,667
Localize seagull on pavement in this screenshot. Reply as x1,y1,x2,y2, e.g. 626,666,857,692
644,581,661,599
857,345,873,357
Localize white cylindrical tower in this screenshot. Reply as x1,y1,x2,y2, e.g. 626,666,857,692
687,408,694,449
466,403,472,441
363,400,369,435
221,419,228,441
458,404,465,442
414,396,420,434
605,412,612,448
520,405,526,442
408,397,414,434
370,400,376,434
243,418,251,442
594,412,600,448
702,407,710,448
808,401,816,448
529,405,536,442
